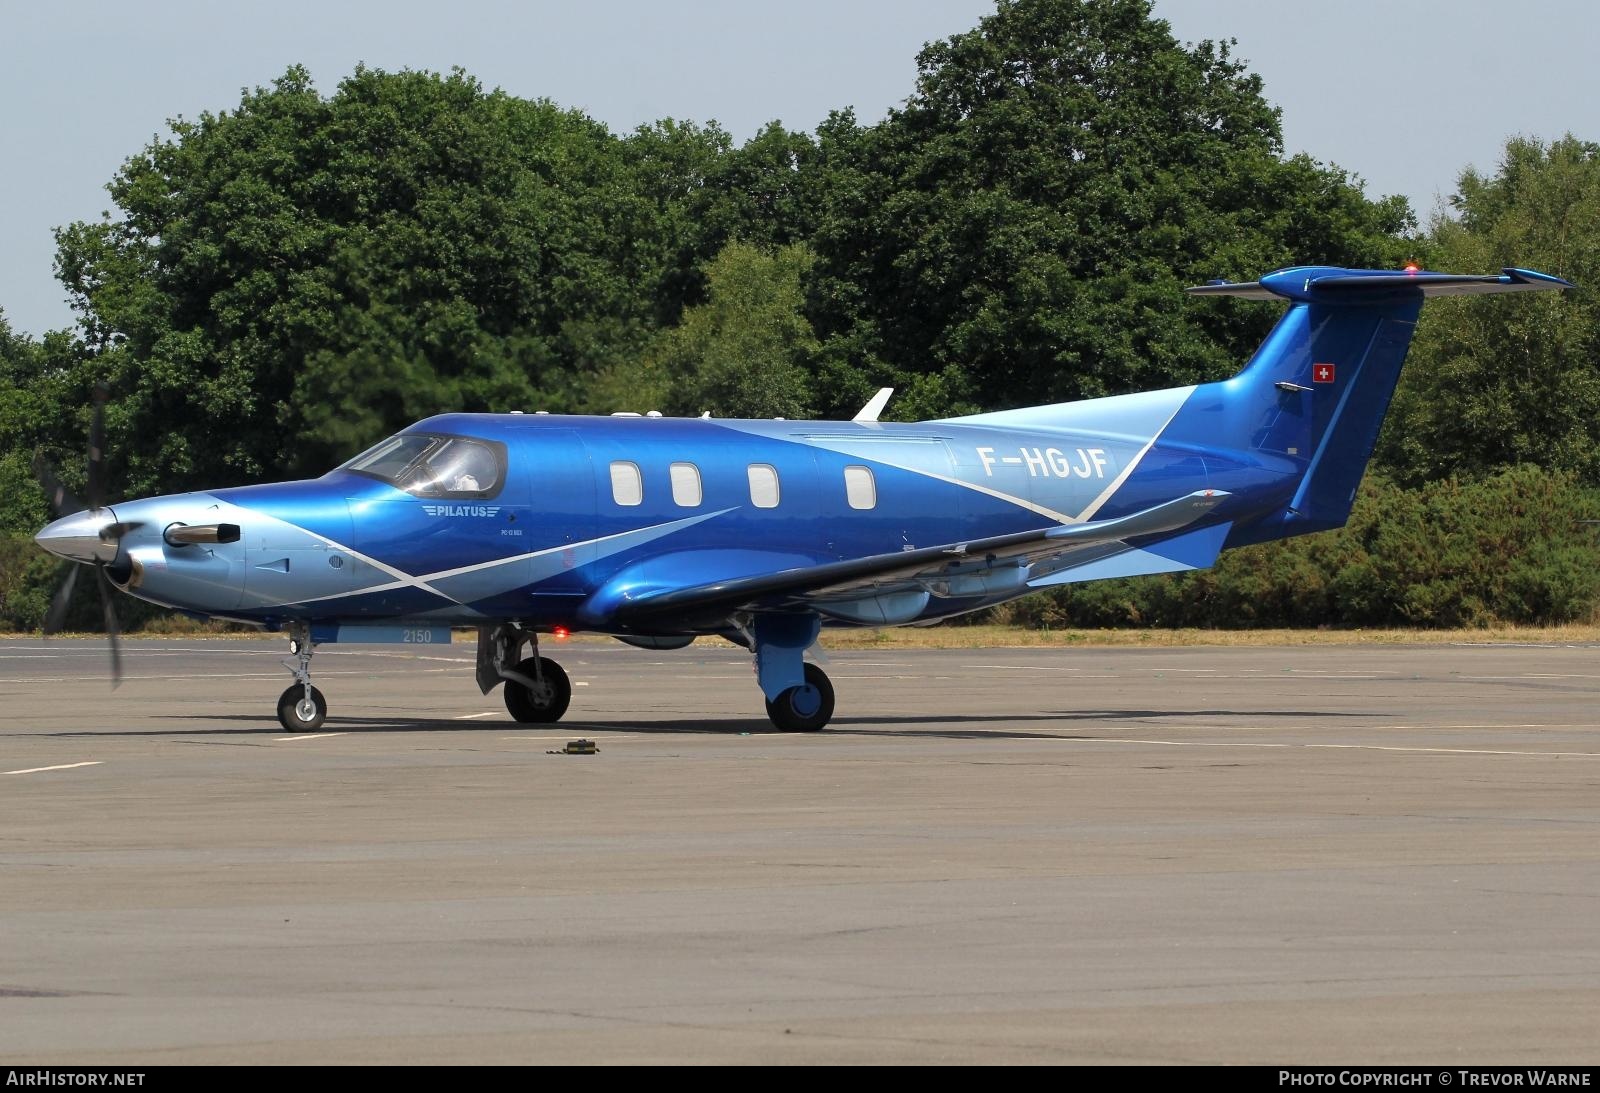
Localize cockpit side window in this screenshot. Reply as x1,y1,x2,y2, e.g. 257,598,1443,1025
343,434,436,482
340,433,506,499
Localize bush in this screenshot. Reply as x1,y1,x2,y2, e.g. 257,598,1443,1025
984,466,1600,629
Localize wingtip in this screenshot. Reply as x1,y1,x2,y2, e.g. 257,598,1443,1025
1503,267,1575,290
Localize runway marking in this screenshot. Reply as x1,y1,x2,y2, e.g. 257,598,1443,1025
1081,738,1600,759
5,761,102,775
1462,673,1600,681
1370,723,1569,730
963,665,1082,671
454,712,499,720
1306,743,1600,757
2,668,466,684
273,733,346,742
336,652,475,664
0,653,96,659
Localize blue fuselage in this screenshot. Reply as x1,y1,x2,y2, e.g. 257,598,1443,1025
103,410,1298,633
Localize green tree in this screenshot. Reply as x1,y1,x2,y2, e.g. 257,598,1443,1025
646,241,819,419
1378,135,1600,486
805,0,1412,419
614,118,823,339
53,65,681,493
995,467,1600,629
0,311,85,629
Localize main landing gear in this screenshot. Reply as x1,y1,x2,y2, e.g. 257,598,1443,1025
747,613,835,732
764,662,835,732
478,623,571,723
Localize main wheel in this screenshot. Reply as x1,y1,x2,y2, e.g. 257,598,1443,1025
277,684,327,732
504,656,571,723
764,662,834,732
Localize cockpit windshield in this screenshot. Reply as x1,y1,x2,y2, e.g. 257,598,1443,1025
340,433,506,499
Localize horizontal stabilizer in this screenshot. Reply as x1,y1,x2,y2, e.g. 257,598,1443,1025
1043,490,1225,544
1188,266,1572,302
1029,521,1232,587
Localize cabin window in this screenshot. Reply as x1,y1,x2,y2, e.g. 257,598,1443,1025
610,461,643,506
844,465,877,510
670,462,702,507
747,464,780,508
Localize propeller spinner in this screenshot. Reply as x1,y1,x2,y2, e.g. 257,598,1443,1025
31,385,137,684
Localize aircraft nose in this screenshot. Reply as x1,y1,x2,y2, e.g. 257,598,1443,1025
34,509,123,565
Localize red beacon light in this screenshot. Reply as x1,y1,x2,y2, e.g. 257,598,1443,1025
552,625,570,641
1403,261,1421,274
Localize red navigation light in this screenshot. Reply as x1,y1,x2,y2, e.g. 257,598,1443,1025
553,626,570,640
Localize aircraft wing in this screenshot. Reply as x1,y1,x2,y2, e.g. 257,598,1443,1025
599,490,1228,629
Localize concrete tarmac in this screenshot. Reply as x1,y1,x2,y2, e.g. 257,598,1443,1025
1,636,1598,1064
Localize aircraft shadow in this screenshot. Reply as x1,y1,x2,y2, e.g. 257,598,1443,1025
33,707,1376,740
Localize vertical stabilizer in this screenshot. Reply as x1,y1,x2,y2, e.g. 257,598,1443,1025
1169,266,1570,539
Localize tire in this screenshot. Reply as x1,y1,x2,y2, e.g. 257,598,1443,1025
277,684,327,732
764,662,834,732
504,656,572,723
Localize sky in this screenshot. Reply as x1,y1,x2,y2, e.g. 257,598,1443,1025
3,0,1596,337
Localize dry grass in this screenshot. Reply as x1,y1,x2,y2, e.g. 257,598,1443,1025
9,622,1600,649
815,623,1600,648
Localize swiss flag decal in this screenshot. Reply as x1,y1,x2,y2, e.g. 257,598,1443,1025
1313,362,1336,384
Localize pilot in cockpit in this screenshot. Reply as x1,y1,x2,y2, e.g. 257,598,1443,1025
446,441,496,493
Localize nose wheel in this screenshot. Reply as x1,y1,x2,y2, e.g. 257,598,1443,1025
277,684,328,732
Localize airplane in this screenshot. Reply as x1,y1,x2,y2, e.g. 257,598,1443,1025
32,264,1571,733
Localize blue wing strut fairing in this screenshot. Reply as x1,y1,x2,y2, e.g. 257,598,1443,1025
33,265,1574,731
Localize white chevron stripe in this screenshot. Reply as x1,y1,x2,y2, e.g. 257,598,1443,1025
1073,394,1193,522
262,509,734,609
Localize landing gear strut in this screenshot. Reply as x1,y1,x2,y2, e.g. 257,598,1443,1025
478,623,571,723
747,613,835,732
277,623,327,732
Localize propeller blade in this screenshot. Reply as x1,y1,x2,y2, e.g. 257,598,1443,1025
94,564,122,688
87,383,109,513
32,451,84,518
42,563,80,636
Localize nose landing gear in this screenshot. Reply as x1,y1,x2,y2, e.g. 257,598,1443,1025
276,624,326,732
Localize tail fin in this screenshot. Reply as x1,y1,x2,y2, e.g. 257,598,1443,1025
1166,265,1571,539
